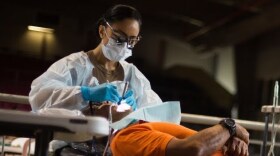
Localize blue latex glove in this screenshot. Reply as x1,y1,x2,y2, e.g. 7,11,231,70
121,89,137,111
81,83,120,103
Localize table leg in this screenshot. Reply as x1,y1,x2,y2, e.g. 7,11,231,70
34,130,53,156
261,113,269,156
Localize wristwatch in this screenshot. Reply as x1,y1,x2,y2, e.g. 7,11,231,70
219,118,236,137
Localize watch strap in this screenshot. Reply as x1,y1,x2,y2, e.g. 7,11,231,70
219,118,236,137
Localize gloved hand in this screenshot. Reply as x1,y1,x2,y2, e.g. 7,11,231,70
81,83,120,103
121,89,137,111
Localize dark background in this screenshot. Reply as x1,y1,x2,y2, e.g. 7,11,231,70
0,1,280,154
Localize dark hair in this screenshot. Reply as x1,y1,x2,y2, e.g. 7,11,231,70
95,4,142,37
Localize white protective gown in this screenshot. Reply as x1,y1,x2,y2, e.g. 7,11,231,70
29,51,162,111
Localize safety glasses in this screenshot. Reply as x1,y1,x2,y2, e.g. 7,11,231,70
105,20,141,49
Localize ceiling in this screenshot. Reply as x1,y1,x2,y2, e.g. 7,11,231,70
2,0,280,51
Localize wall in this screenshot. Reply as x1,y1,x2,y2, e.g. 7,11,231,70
256,28,280,80
164,38,215,74
214,47,237,94
137,30,215,74
138,30,237,95
0,3,237,97
0,4,88,60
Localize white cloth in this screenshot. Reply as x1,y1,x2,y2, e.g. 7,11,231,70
29,51,162,111
110,101,181,130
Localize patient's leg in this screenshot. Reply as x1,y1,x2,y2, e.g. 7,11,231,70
111,122,223,156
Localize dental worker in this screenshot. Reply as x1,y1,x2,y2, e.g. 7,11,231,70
29,5,162,112
29,4,249,156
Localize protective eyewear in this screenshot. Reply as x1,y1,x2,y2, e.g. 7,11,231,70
105,21,141,49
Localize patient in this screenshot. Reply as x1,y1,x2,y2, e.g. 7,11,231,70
83,102,249,156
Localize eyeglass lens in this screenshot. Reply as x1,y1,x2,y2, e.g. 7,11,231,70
106,22,141,49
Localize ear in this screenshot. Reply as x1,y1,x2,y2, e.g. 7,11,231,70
98,25,105,39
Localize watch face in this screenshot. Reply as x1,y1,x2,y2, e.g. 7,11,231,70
225,119,235,127
220,118,236,137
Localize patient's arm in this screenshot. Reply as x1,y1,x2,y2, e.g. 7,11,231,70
82,102,132,122
166,124,249,156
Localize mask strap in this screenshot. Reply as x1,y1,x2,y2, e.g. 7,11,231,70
103,26,109,38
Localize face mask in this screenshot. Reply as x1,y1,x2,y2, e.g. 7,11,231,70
101,38,132,61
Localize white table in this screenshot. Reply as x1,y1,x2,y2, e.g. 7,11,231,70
0,109,109,156
260,105,280,156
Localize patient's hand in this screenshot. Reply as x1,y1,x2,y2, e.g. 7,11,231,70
82,102,133,122
225,137,249,156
